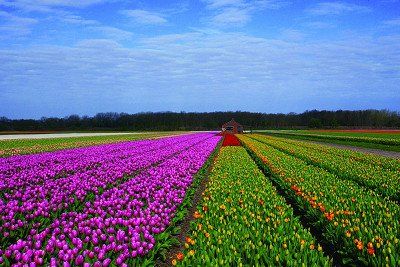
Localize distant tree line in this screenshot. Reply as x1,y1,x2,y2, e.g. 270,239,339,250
0,110,399,131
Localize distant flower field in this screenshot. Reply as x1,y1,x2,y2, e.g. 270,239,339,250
0,132,179,157
1,131,399,266
259,129,400,153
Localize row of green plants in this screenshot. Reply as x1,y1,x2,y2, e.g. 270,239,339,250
238,135,400,266
260,130,400,146
176,146,331,266
251,134,400,201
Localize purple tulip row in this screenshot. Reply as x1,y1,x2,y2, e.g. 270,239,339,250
2,134,221,266
0,134,193,191
0,133,213,249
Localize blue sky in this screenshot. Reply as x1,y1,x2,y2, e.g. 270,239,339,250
0,0,399,119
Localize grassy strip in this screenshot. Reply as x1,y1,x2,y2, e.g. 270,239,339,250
0,132,181,157
239,135,400,266
250,134,400,202
176,146,331,266
258,131,400,152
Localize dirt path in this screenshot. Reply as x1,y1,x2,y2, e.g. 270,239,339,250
308,140,400,159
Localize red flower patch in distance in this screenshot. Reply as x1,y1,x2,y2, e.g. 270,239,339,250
222,133,241,146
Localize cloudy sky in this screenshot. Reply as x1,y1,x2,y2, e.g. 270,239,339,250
0,0,399,118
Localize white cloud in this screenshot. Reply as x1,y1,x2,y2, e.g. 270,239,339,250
1,31,399,118
307,2,371,16
202,0,290,26
87,26,133,40
0,0,117,12
202,0,245,9
211,7,251,26
304,21,336,29
0,10,38,24
383,18,400,26
60,14,98,25
280,29,305,41
203,0,289,10
34,0,111,7
75,39,122,48
121,9,167,25
0,10,38,38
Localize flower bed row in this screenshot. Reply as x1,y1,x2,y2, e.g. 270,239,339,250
0,133,212,251
0,133,173,157
261,130,400,146
239,135,400,266
221,133,241,146
251,134,400,201
2,134,193,190
1,135,221,266
257,134,399,172
0,134,188,191
176,146,331,266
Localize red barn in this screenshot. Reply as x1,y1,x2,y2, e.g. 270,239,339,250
221,119,243,134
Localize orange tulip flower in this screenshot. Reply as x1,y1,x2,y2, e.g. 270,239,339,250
177,252,184,261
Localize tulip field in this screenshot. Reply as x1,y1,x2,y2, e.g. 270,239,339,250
1,131,400,266
177,146,330,266
238,134,400,266
0,133,221,266
249,134,400,201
